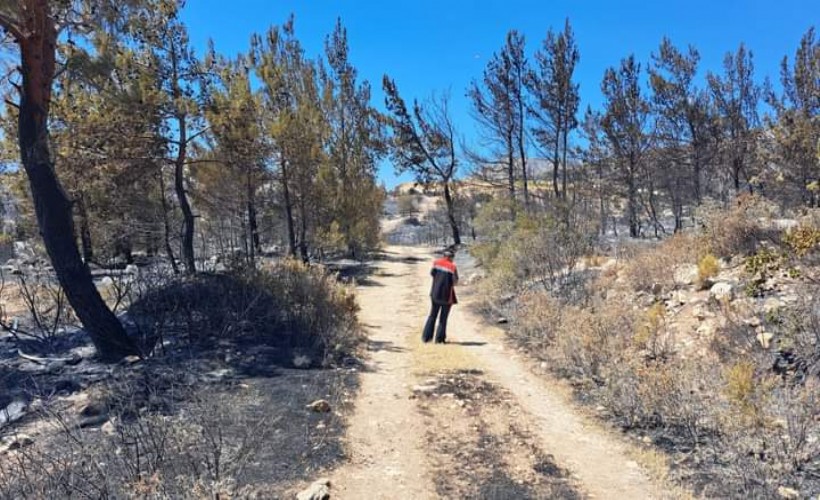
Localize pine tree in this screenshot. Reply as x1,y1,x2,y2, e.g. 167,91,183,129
600,55,653,238
707,44,761,195
383,78,461,245
527,19,580,201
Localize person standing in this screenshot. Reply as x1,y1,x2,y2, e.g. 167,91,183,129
422,248,458,344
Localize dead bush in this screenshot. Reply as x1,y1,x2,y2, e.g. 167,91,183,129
697,195,777,258
128,259,362,363
550,301,634,382
0,387,273,499
0,271,77,349
623,234,700,292
509,292,563,353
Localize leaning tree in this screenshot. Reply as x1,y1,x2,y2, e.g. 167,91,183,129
0,0,142,360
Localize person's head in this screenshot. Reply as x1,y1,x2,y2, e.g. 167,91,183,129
443,249,455,260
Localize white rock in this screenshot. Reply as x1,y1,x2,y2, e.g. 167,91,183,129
293,355,312,369
297,478,331,500
709,282,734,302
673,264,699,286
756,332,774,349
776,486,800,499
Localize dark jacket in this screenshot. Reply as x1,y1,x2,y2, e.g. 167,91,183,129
430,257,458,305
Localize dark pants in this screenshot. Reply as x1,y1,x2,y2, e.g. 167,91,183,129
422,301,451,343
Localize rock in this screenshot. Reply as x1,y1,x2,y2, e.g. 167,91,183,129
496,317,508,324
669,290,689,306
776,486,800,499
745,317,762,328
293,354,312,369
122,355,141,365
99,276,114,287
1,434,34,453
70,346,97,359
650,283,664,296
709,282,734,302
0,400,27,428
411,384,437,394
297,478,331,500
673,264,699,286
306,400,331,413
756,332,774,349
101,421,116,436
204,368,233,381
125,264,139,275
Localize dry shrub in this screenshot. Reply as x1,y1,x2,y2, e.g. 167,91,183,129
697,195,776,258
624,234,700,292
782,225,820,257
551,301,634,381
634,303,676,361
510,292,562,353
697,254,720,288
129,259,362,363
602,359,713,441
0,388,273,499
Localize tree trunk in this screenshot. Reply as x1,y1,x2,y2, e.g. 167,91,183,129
174,116,196,274
76,194,94,264
442,181,461,245
561,127,569,199
627,168,639,238
298,196,309,263
506,134,516,219
157,166,179,274
552,115,561,200
280,157,298,258
16,18,137,361
246,169,259,264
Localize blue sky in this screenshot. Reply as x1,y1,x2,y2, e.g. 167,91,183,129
182,1,817,188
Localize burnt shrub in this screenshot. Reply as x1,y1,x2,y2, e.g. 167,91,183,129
129,259,361,363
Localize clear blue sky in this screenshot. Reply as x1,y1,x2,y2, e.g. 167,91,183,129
181,1,817,188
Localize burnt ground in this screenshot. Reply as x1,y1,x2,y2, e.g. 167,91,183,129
0,336,360,497
413,370,581,499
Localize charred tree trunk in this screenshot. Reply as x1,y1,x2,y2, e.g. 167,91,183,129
173,145,195,274
170,46,196,274
157,167,180,274
552,116,562,200
443,181,461,245
561,126,570,199
14,12,137,361
298,196,309,263
627,163,639,238
506,134,516,219
246,169,259,264
76,193,94,264
280,157,298,259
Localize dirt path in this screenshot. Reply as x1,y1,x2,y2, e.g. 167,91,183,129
332,245,664,499
330,249,436,499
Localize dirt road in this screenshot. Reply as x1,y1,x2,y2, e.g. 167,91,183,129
330,245,665,499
